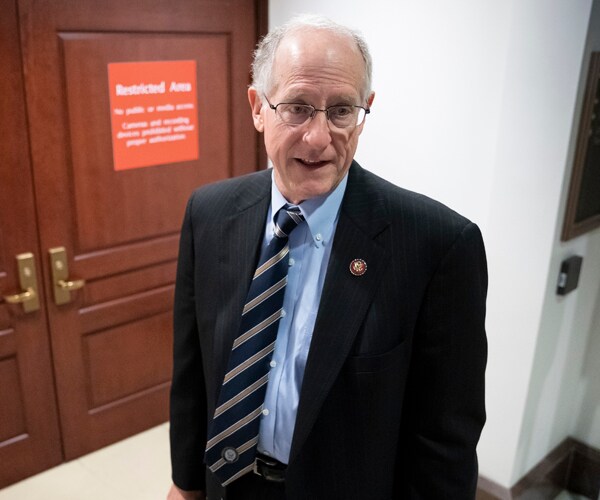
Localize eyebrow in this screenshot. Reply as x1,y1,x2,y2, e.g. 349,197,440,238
281,94,360,106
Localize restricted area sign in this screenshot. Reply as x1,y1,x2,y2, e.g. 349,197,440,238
108,60,199,171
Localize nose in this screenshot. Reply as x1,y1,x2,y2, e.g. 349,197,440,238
302,110,332,149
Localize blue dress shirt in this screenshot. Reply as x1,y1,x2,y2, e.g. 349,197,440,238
256,172,348,464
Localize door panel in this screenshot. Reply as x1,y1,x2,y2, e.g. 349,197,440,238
85,312,173,407
0,0,62,487
60,32,230,251
15,0,264,462
0,358,26,441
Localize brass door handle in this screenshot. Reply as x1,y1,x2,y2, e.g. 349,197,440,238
49,247,85,305
2,253,40,313
4,288,37,304
57,279,85,291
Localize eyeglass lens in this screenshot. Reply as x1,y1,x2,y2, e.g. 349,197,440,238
275,103,366,128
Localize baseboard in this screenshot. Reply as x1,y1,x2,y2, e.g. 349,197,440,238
476,475,512,500
477,437,600,499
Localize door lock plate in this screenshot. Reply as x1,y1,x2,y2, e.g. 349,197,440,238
49,247,85,305
3,253,40,313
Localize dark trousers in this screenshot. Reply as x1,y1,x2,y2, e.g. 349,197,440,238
225,472,286,500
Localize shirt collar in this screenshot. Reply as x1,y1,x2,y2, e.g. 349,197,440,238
270,171,348,245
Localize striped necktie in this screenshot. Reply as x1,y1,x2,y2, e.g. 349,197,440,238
205,204,304,486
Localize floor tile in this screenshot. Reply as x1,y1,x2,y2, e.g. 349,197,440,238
0,423,171,499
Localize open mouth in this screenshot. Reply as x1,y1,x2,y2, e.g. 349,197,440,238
296,158,329,168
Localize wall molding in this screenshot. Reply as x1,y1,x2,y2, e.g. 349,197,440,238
477,437,600,499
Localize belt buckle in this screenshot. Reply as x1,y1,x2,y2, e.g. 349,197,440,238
253,455,285,483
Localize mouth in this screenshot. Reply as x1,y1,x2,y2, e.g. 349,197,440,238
295,158,330,168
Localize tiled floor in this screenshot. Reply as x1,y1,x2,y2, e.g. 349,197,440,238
0,423,172,499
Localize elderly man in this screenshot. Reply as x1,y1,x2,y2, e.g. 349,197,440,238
168,14,487,500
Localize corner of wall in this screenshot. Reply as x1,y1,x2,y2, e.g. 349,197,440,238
511,0,599,483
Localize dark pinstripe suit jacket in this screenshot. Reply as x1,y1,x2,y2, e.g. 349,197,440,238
170,161,488,499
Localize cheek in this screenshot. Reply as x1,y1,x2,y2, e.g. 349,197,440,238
333,135,354,162
265,126,297,157
342,133,360,157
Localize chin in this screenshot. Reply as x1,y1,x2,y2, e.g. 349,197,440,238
293,182,337,202
278,166,343,202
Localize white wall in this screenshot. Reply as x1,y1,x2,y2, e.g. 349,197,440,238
568,0,600,456
480,0,592,484
513,0,600,480
270,0,597,488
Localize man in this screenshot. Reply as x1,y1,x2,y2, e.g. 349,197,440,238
169,14,487,500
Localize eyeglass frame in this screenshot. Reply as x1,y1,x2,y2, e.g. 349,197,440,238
264,96,370,129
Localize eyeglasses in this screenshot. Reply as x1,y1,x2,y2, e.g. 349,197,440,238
265,96,370,129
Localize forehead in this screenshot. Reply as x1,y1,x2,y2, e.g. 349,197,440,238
270,30,365,101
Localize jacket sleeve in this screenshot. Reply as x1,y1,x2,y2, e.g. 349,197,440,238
395,222,488,499
170,194,208,492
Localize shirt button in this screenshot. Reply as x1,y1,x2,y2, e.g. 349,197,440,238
281,310,286,317
270,360,277,368
315,233,322,241
288,258,295,267
262,408,270,416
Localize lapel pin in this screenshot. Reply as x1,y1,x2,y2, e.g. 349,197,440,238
349,258,367,276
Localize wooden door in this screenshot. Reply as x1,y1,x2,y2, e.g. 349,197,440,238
14,0,264,463
0,0,63,486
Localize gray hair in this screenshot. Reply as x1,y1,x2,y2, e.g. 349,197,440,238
251,14,373,102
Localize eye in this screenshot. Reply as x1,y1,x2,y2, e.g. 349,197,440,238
329,105,354,118
287,104,311,115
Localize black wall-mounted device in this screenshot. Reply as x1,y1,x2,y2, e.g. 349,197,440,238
556,255,583,296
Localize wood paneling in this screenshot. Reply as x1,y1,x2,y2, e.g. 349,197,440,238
0,0,267,487
83,261,177,305
60,32,230,252
0,359,27,442
17,0,263,461
0,0,62,486
85,312,173,407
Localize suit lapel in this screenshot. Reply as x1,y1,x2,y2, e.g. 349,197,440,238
289,163,391,463
212,171,271,390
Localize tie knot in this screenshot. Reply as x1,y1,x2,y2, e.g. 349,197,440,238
273,204,304,239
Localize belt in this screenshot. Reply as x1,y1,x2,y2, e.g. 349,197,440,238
253,454,287,483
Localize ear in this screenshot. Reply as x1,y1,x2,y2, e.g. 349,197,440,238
367,91,375,108
248,87,264,132
356,91,376,134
